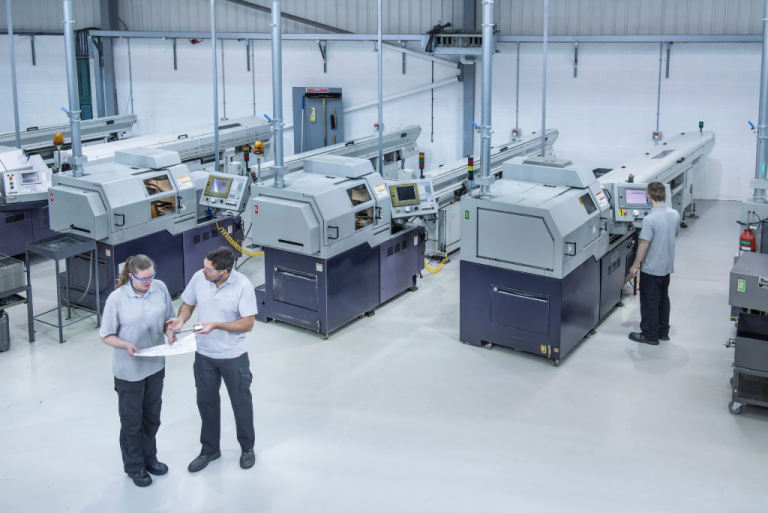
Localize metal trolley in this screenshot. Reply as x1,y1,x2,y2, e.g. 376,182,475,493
726,312,768,414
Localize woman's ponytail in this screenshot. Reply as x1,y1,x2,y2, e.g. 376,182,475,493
115,255,155,289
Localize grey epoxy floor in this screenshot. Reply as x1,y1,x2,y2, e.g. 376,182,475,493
0,199,764,512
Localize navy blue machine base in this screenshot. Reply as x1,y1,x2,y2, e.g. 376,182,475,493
460,258,600,361
60,217,243,310
255,227,425,336
460,233,635,362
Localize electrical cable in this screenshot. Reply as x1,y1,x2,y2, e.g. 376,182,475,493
424,255,448,274
216,222,264,258
61,253,94,307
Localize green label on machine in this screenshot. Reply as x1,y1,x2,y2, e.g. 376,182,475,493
738,279,746,293
465,210,470,220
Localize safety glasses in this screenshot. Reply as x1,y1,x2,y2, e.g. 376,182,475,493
130,270,156,282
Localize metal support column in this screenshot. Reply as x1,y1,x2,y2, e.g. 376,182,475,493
462,0,476,158
6,0,21,148
173,38,177,70
89,35,105,118
211,0,220,174
30,35,36,65
221,39,228,120
377,0,383,173
63,0,85,175
100,0,119,116
478,0,494,197
126,39,134,114
655,41,663,144
271,0,286,187
250,40,256,116
754,0,768,202
540,0,549,158
515,41,520,134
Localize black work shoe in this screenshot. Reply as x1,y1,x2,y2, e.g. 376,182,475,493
145,461,168,476
127,470,152,487
188,451,221,473
240,449,256,469
629,332,659,345
660,335,671,341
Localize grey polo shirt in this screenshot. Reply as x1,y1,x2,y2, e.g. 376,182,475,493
639,205,681,277
181,269,258,360
99,279,176,382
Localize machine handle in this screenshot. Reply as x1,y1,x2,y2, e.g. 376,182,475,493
328,226,339,240
114,213,125,227
376,207,383,220
177,134,188,140
25,126,38,131
494,288,548,303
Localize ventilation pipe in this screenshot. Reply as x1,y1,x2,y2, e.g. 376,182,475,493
211,0,219,173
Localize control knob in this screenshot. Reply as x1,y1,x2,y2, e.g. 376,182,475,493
632,210,640,217
405,206,411,213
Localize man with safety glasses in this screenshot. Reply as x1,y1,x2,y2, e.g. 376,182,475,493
167,247,258,472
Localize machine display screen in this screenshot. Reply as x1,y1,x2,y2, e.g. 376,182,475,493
205,177,232,197
625,189,648,205
396,185,417,202
580,193,597,215
21,172,40,184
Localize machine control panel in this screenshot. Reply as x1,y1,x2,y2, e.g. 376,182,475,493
2,169,52,199
612,183,671,223
199,173,249,211
388,178,437,219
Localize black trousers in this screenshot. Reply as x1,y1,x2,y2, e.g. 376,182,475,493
194,351,255,455
640,271,671,342
114,368,165,474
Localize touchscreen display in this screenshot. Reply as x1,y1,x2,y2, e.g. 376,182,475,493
210,178,230,194
625,189,648,204
396,185,417,202
21,172,40,184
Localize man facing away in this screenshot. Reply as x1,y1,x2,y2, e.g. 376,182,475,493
628,181,680,345
168,247,258,471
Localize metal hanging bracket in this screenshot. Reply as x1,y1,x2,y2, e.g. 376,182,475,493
573,42,578,77
318,40,327,73
666,42,672,78
401,41,406,74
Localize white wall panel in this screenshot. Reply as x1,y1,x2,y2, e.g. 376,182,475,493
0,0,101,32
1,1,766,36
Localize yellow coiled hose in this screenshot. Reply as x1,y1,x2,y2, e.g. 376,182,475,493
216,223,264,258
424,256,448,274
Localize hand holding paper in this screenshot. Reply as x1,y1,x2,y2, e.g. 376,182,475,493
134,334,197,357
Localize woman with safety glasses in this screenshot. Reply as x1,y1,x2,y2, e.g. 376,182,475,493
99,254,176,488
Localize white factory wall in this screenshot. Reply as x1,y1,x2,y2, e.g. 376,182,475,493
475,41,761,201
0,35,98,135
0,36,761,200
109,37,463,169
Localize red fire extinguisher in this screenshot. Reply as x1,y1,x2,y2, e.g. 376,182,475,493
740,227,757,253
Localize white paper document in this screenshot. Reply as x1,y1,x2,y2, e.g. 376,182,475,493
135,334,197,357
